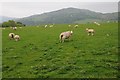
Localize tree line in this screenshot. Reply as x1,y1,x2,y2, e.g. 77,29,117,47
1,20,26,27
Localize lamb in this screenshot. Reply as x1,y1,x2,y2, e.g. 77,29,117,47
59,31,73,42
14,35,20,41
9,33,15,40
86,28,95,36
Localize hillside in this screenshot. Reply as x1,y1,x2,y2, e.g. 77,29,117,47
14,8,118,25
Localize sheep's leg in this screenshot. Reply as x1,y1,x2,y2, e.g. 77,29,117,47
60,39,62,43
62,39,64,43
60,38,62,43
92,33,94,36
60,39,63,43
88,33,90,36
62,38,64,43
10,37,13,40
68,37,71,41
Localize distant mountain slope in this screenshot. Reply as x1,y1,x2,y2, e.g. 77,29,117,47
15,8,118,25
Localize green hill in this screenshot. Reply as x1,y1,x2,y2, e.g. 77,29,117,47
15,8,118,25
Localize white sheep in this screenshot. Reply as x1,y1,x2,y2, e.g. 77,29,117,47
50,25,54,27
107,21,110,23
86,28,95,36
59,31,73,42
74,25,78,28
94,22,100,26
19,27,22,28
14,35,20,41
10,27,12,29
2,28,6,30
13,27,17,30
68,25,71,27
9,33,15,40
45,25,47,28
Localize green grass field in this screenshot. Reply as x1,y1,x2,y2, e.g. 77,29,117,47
2,23,118,78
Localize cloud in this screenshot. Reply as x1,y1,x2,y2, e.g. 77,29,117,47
0,2,118,18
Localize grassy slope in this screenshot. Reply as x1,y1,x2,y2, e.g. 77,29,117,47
2,23,118,78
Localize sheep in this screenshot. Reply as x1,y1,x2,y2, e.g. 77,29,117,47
13,27,17,30
68,25,71,27
107,21,110,23
74,25,78,28
9,33,15,40
19,27,22,28
14,35,20,41
94,22,100,26
49,25,53,27
44,25,47,28
59,31,73,42
2,28,6,30
10,27,12,29
86,28,95,36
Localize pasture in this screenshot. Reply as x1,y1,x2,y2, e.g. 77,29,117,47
2,23,118,78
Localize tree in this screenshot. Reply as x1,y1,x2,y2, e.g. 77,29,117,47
2,20,26,27
2,22,10,27
8,20,16,27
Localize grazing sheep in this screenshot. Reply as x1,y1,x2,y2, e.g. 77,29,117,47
14,35,20,41
59,31,73,42
10,27,12,29
9,33,15,40
94,22,100,26
19,27,22,28
68,25,71,27
86,28,95,36
13,27,17,30
45,25,47,28
74,25,78,28
2,28,6,30
107,21,110,23
49,25,53,27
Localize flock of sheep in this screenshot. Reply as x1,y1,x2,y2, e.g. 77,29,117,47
8,24,95,42
8,27,20,41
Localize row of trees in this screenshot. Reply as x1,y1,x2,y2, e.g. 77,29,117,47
1,20,26,27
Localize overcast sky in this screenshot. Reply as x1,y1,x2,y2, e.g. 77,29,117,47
0,1,118,18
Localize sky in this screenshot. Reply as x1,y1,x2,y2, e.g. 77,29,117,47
0,0,119,18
